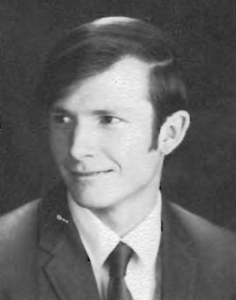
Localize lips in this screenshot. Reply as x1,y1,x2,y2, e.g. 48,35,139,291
70,169,113,177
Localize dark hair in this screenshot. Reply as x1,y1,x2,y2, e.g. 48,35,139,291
36,17,188,148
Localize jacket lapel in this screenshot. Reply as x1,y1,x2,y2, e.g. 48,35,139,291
160,201,196,300
38,183,101,300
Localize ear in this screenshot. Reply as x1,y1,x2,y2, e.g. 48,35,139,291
158,110,190,155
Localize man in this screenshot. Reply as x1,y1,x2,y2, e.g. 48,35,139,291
0,16,236,300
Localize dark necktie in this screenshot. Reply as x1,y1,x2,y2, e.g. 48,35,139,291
106,242,134,300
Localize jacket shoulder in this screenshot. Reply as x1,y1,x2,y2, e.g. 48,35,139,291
0,200,43,293
169,202,236,259
0,200,41,265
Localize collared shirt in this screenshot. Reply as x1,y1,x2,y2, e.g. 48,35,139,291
68,193,162,300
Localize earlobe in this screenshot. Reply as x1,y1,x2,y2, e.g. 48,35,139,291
158,110,190,155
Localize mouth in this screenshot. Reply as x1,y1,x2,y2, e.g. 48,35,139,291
70,169,113,177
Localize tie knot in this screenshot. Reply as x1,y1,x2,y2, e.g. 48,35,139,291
107,242,133,278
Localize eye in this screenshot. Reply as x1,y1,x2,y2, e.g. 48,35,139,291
99,115,121,125
50,112,73,126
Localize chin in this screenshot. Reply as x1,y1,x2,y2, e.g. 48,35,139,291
69,187,114,210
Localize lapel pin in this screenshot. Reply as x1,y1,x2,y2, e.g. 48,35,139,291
57,214,69,223
87,256,91,264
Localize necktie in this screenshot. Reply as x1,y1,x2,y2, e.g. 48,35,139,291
106,242,133,300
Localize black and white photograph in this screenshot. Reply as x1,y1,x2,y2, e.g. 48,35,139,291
1,0,236,299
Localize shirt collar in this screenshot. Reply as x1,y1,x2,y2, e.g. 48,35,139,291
122,195,162,267
68,192,162,268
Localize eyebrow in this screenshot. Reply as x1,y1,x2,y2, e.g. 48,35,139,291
51,105,129,115
91,109,126,116
50,106,67,113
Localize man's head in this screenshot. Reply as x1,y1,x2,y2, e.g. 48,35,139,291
38,17,190,222
37,16,189,150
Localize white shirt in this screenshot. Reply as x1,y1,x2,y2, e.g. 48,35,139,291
68,193,162,300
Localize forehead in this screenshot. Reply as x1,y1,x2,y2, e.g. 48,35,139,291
55,56,153,112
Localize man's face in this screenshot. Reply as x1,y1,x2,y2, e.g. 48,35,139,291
50,57,164,213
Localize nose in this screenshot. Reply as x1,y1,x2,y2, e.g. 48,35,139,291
69,124,98,160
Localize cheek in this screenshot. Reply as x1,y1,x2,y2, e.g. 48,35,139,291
50,130,69,161
118,128,159,177
109,127,151,164
122,125,152,152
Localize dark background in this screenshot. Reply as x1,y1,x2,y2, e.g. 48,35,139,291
1,0,236,227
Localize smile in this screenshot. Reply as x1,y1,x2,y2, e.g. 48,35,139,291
71,170,113,177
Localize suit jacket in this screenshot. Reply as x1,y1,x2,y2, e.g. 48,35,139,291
0,183,236,300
